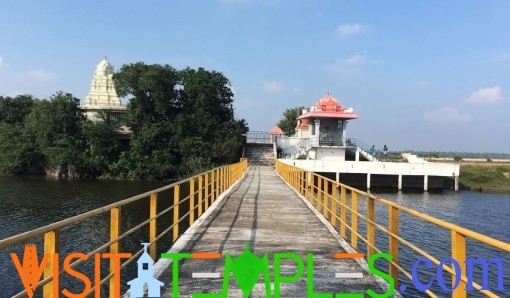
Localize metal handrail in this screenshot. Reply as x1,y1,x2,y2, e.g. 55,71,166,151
245,131,272,144
276,160,509,297
0,159,249,298
278,137,381,160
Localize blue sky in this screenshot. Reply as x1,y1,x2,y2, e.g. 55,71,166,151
1,0,509,153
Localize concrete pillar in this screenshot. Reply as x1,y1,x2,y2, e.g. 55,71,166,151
314,120,320,139
355,149,360,161
424,175,428,191
454,176,459,191
336,172,340,183
398,174,402,190
367,173,371,189
342,120,348,146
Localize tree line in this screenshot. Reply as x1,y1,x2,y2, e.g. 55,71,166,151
0,63,248,179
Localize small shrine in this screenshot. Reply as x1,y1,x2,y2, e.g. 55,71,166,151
295,92,359,145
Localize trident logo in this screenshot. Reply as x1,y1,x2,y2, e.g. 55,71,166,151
223,245,271,297
11,244,49,298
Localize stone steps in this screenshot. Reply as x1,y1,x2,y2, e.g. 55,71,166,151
244,144,274,166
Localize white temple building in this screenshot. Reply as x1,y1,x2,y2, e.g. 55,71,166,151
82,57,127,120
277,92,460,191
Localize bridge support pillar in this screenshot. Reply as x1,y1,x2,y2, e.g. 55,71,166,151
336,172,340,183
454,176,459,191
367,173,371,189
355,149,360,161
424,175,428,191
398,174,402,190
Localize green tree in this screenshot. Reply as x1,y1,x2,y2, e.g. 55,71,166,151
0,95,36,124
0,95,45,174
0,123,45,174
82,119,121,176
112,63,248,179
113,63,182,179
277,106,305,136
114,62,181,131
178,67,248,166
25,91,86,174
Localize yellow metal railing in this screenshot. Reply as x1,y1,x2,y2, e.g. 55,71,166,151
276,160,510,298
0,159,248,298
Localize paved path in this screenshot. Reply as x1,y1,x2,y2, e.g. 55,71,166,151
159,166,387,297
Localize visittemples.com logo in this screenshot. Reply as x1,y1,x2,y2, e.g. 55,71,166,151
7,242,505,297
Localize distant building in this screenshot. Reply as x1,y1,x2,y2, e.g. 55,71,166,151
127,243,164,297
269,125,285,143
82,57,127,122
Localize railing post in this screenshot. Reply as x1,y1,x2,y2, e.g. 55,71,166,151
291,167,294,187
149,193,157,260
340,186,346,238
300,170,305,195
230,165,233,186
331,185,338,228
305,171,310,199
389,206,399,288
219,167,223,193
317,176,322,210
452,231,467,298
221,167,225,192
190,179,195,225
323,180,329,219
367,197,375,258
215,168,220,200
173,185,180,242
211,170,215,203
221,167,228,192
292,167,298,190
109,207,121,297
198,175,203,216
227,165,231,186
310,174,315,203
43,229,60,298
351,191,358,249
205,172,209,210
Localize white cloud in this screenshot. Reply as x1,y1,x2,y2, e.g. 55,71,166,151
326,54,366,77
467,86,505,104
0,56,6,69
328,54,366,69
17,69,57,82
342,53,365,65
263,80,285,93
423,107,471,124
336,24,366,38
28,69,57,81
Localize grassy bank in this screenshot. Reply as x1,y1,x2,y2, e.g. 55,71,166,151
459,162,510,193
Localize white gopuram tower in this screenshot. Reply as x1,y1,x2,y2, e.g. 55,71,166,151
83,57,127,120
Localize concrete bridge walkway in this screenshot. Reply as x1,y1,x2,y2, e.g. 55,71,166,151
158,166,388,297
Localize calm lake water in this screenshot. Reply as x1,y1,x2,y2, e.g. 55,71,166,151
0,175,509,297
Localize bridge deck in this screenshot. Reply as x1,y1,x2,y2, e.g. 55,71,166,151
158,166,387,297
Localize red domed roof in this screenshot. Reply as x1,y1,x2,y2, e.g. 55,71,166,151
298,91,359,120
269,125,284,135
315,92,345,112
